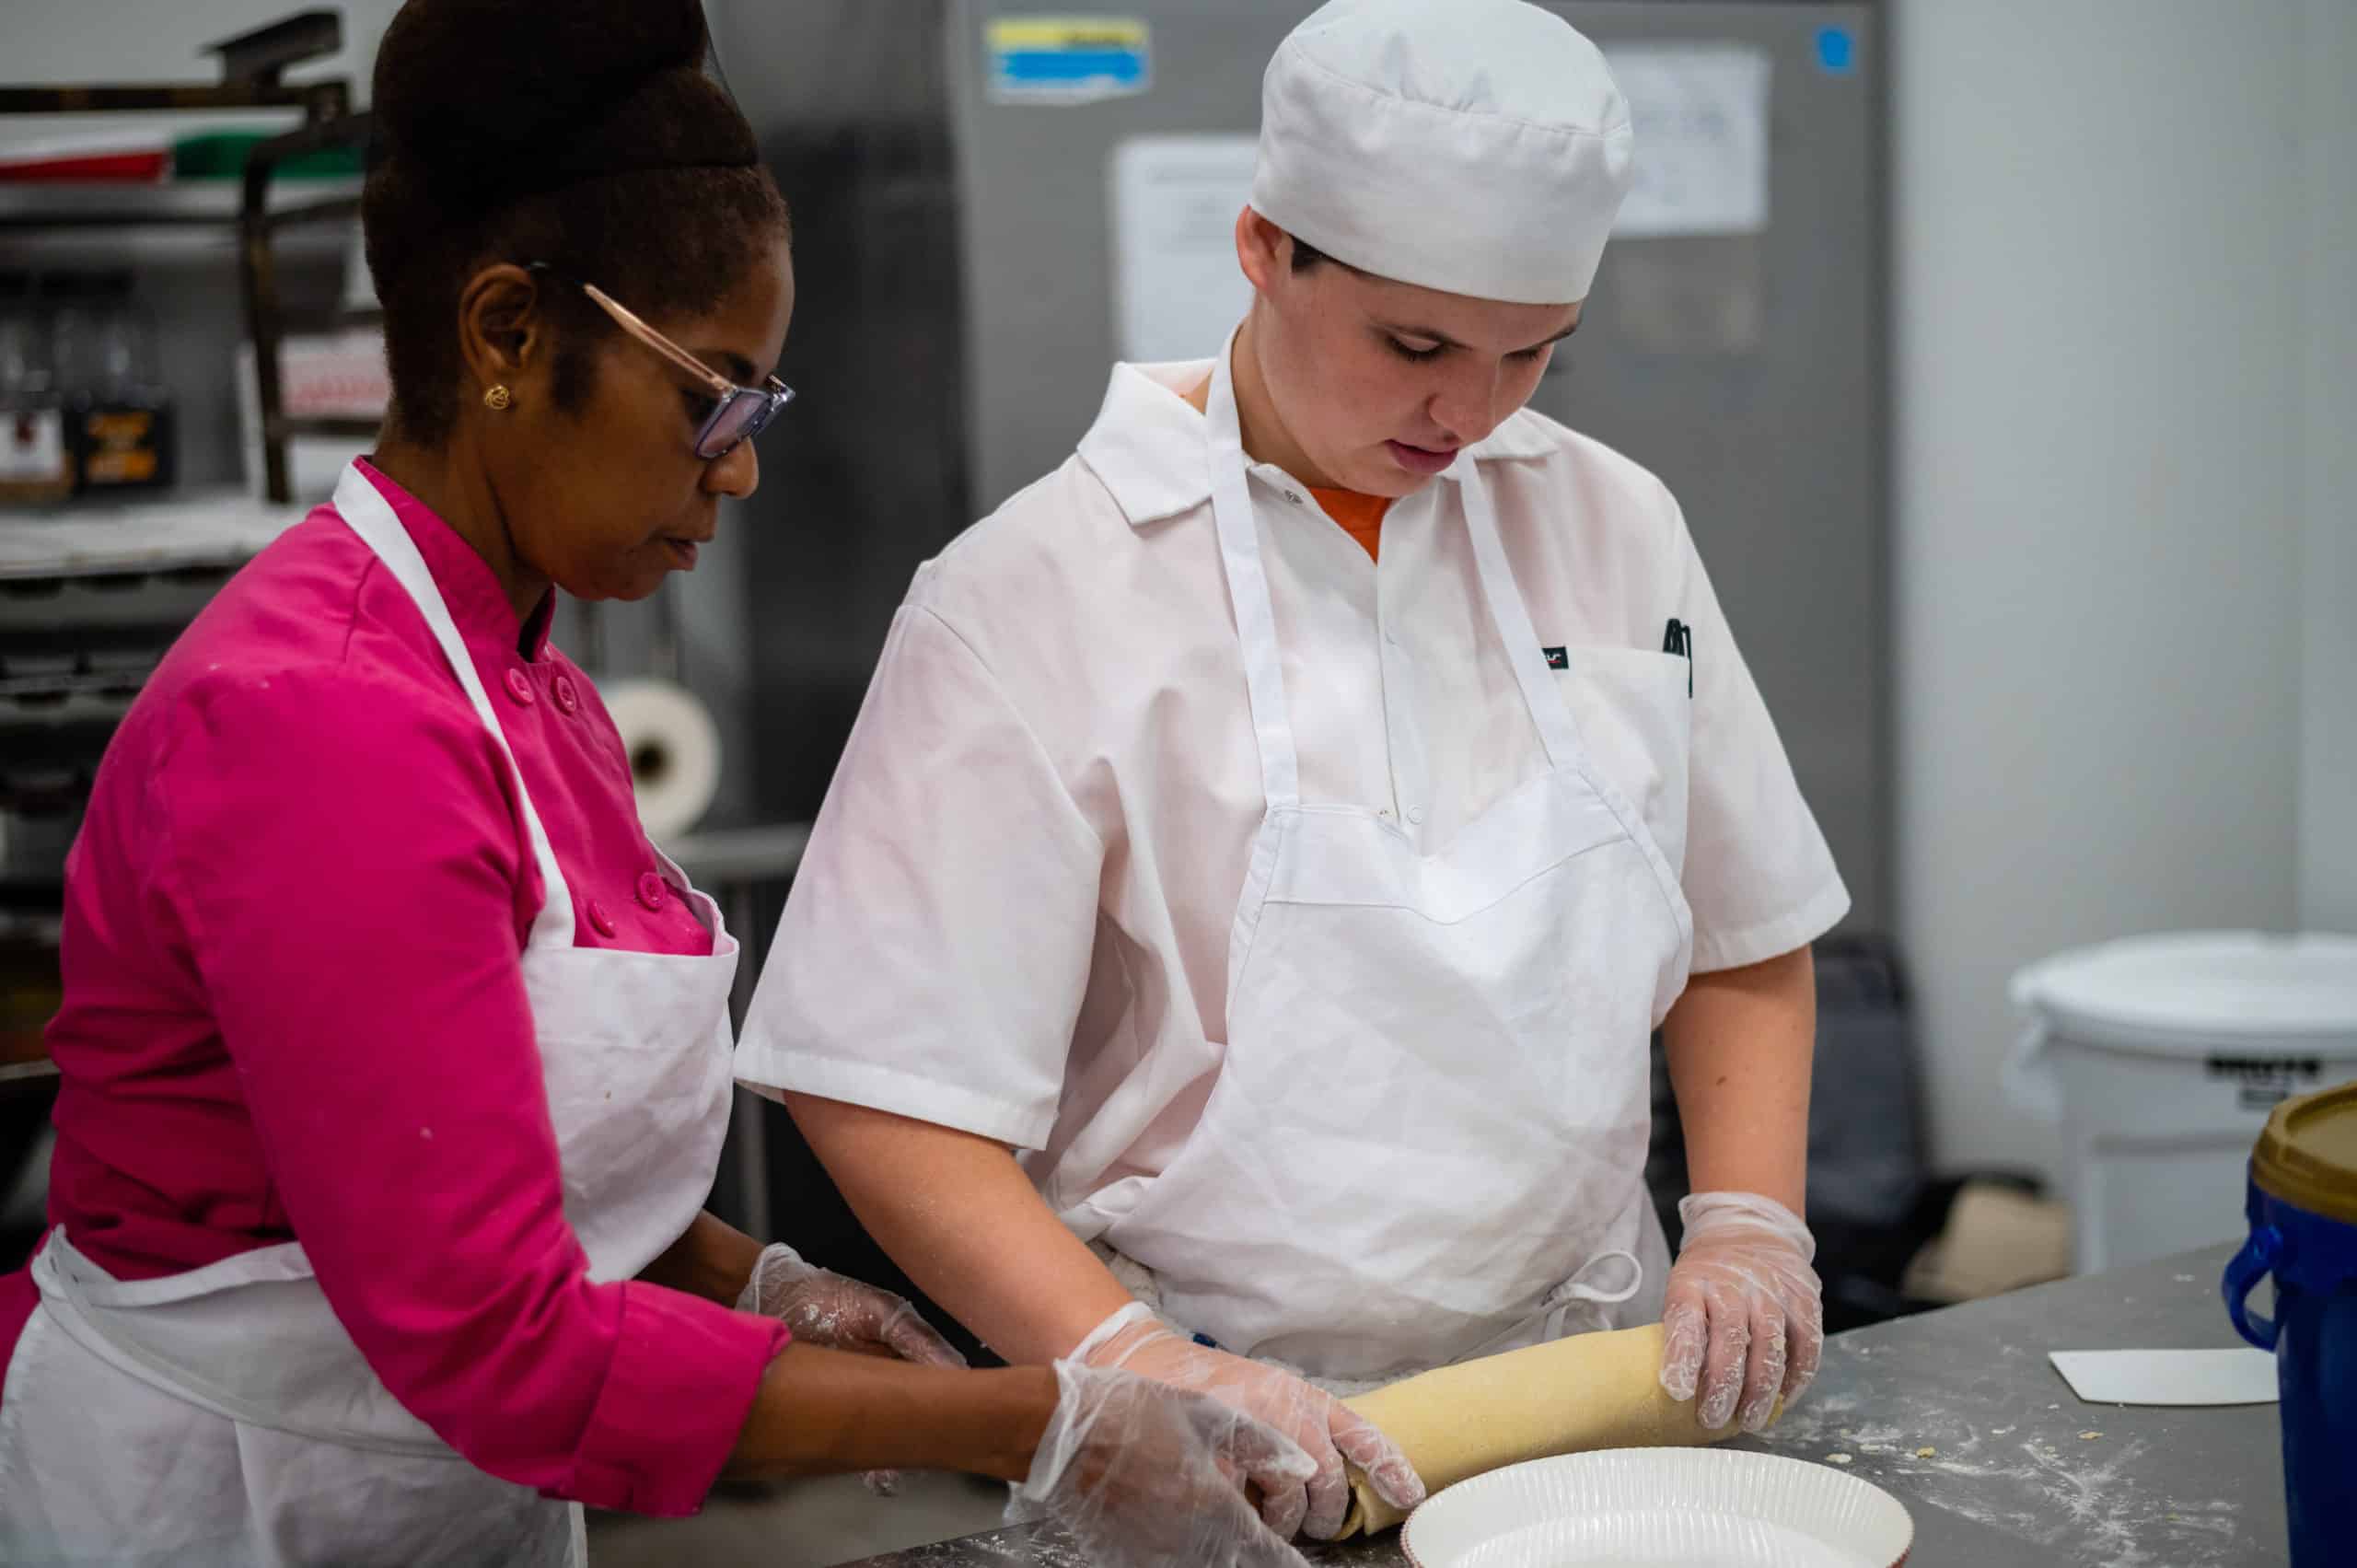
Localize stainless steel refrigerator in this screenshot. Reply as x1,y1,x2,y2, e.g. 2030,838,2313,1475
725,0,1888,933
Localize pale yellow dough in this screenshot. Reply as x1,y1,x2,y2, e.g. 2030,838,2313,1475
1337,1323,1754,1535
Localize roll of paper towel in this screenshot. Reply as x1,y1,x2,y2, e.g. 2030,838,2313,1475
602,679,721,840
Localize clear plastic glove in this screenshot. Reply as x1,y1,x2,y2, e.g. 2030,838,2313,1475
1072,1303,1426,1539
1012,1359,1318,1568
736,1243,968,1493
1656,1192,1823,1434
736,1242,967,1367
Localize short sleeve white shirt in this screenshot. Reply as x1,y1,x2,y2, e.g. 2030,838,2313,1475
737,359,1848,1217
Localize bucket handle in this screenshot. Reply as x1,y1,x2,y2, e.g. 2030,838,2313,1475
2222,1226,2282,1352
2003,1020,2064,1122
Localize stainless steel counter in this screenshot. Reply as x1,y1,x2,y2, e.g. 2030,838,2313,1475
840,1245,2283,1566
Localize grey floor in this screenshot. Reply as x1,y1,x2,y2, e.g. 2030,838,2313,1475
587,1469,1010,1568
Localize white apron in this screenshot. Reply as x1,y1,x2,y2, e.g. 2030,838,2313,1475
1086,338,1694,1388
0,463,739,1567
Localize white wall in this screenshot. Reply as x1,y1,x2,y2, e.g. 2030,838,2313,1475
2300,0,2357,933
1893,1,2324,1179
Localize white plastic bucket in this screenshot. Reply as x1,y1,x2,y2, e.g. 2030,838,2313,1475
2008,930,2357,1273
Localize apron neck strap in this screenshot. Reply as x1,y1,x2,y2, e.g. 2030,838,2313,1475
1204,334,1303,809
1203,332,1594,796
331,462,578,950
1451,460,1587,771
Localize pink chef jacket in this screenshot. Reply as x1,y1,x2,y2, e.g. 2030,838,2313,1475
0,460,784,1516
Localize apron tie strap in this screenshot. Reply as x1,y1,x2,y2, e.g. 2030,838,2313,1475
1532,1248,1646,1345
1550,1248,1645,1308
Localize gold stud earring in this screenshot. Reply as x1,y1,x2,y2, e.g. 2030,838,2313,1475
482,384,513,412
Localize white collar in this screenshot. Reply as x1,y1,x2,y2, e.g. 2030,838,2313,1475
1074,358,1559,531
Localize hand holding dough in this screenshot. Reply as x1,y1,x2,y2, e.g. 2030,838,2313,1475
1336,1323,1759,1535
1661,1192,1824,1432
1073,1302,1423,1539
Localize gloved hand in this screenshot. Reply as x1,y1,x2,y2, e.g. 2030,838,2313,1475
1072,1303,1425,1539
736,1243,968,1493
1656,1192,1823,1434
1012,1360,1318,1568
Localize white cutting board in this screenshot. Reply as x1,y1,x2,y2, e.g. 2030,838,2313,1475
2049,1349,2278,1406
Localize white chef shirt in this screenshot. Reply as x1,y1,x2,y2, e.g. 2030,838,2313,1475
737,357,1848,1220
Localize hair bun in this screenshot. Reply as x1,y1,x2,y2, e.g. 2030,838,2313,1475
370,0,752,206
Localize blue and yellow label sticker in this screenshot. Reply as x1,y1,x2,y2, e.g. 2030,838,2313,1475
987,16,1151,104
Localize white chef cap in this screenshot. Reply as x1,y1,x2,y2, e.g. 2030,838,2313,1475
1248,0,1634,305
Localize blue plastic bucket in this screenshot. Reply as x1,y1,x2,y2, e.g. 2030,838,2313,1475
2223,1082,2357,1567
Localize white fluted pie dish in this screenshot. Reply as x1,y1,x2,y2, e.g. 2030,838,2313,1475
1399,1448,1914,1568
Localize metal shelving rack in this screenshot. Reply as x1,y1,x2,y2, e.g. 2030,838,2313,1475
0,10,377,1109
1,8,379,509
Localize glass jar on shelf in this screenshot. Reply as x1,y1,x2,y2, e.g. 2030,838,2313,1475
52,271,175,497
0,271,74,509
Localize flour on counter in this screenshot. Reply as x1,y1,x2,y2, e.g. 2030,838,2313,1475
1770,1378,2243,1567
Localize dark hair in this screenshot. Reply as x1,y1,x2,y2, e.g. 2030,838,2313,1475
1287,234,1366,277
362,0,790,443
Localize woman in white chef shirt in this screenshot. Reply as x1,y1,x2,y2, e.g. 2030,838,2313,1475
741,0,1843,1540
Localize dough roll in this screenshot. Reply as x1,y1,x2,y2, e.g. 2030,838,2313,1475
1336,1323,1754,1536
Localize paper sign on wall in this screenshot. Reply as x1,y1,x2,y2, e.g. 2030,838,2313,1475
1109,134,1258,363
1602,44,1772,238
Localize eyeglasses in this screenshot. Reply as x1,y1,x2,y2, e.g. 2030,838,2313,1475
525,262,794,461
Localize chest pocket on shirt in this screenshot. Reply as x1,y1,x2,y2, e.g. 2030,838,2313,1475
1553,648,1692,878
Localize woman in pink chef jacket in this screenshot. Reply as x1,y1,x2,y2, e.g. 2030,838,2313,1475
0,5,1318,1565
